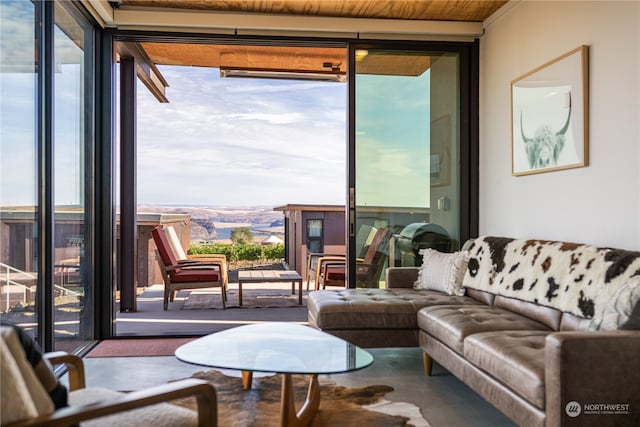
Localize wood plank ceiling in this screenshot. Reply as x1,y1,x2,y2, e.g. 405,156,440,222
120,0,507,22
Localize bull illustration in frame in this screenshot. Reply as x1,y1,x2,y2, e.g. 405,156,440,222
511,45,589,176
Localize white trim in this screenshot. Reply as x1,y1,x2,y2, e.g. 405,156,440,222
112,8,484,38
80,0,115,28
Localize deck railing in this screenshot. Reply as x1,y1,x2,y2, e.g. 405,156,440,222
0,262,80,312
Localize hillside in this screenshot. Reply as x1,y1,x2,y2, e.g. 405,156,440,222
137,205,284,243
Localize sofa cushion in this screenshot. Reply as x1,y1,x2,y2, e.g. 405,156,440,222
465,288,495,306
414,249,469,296
559,312,592,331
417,305,551,354
464,330,549,409
463,236,640,320
308,288,481,330
70,387,198,427
170,269,220,283
494,295,562,331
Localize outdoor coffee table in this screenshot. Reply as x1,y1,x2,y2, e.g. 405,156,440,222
237,270,303,306
175,322,374,427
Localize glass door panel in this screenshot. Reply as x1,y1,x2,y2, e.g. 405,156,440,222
353,49,460,288
0,0,39,338
53,2,94,352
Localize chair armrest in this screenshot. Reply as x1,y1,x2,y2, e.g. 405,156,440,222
307,253,344,260
385,267,419,288
307,253,344,271
187,254,227,262
545,331,640,426
6,378,217,427
44,352,86,391
180,259,226,266
316,256,346,265
179,262,223,270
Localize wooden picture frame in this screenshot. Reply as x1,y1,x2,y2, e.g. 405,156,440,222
511,45,589,176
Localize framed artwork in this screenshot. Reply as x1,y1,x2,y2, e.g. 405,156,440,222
430,114,451,186
511,45,589,176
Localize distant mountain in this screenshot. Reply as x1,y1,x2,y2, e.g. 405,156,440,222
137,205,284,243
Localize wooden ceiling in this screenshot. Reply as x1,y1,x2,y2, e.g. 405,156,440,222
120,0,507,23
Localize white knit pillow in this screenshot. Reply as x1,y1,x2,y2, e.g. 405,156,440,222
414,249,469,296
594,276,640,330
0,337,39,424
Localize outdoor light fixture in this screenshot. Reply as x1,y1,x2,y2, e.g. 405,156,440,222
219,67,346,83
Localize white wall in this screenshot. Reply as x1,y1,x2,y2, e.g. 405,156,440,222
479,0,640,250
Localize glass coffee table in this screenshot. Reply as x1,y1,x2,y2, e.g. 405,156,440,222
175,322,374,427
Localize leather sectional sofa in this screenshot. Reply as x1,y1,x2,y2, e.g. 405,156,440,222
307,236,640,427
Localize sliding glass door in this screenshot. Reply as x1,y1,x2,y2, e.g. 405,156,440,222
0,0,99,352
52,2,96,352
349,47,470,288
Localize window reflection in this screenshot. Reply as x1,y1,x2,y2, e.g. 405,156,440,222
0,0,39,339
53,2,94,352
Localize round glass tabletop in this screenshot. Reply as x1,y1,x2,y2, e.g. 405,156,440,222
175,322,374,375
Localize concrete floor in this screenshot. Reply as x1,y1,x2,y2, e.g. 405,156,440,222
77,348,515,427
115,284,310,336
94,282,517,426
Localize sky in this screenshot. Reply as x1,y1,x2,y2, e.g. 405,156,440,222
134,66,347,207
0,0,435,210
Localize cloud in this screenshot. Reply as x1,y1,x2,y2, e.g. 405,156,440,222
136,65,347,206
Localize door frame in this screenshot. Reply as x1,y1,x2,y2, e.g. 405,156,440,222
346,40,479,288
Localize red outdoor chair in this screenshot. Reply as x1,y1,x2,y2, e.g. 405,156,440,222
315,227,393,289
151,226,227,310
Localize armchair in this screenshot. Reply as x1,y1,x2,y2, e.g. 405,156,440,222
305,252,344,290
1,325,217,427
315,228,393,289
163,226,229,290
151,227,227,310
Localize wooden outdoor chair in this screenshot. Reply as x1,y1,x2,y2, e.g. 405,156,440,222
1,325,217,427
305,252,345,290
151,227,227,310
163,225,229,290
315,228,393,289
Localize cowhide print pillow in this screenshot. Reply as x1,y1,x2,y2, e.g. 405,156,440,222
462,236,640,319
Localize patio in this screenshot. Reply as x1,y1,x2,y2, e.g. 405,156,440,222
115,262,309,337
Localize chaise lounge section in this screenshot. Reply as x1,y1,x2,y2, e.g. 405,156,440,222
307,236,640,426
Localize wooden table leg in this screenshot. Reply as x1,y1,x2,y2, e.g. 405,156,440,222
280,374,320,427
297,280,302,305
242,370,253,389
238,281,243,306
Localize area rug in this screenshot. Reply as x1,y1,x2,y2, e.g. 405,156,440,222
86,338,194,357
172,369,430,427
182,289,308,310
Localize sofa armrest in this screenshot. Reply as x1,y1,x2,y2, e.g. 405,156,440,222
545,331,640,426
385,267,419,288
